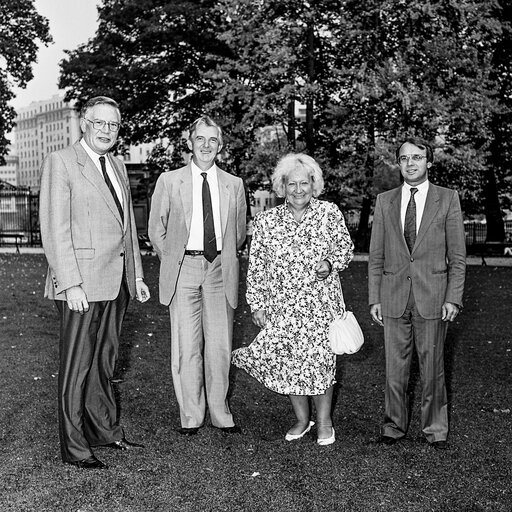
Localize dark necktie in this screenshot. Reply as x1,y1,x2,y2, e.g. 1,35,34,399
99,156,123,222
404,187,418,253
201,172,217,262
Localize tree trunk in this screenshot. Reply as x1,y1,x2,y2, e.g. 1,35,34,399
305,22,315,155
483,167,505,242
355,114,376,252
287,100,296,149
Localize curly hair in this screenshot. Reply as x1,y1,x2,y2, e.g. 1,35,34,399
271,153,324,198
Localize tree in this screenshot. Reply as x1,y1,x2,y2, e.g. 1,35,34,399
0,0,51,161
60,0,229,147
59,0,507,249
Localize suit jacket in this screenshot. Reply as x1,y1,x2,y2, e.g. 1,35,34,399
148,163,247,308
39,141,143,301
368,183,466,319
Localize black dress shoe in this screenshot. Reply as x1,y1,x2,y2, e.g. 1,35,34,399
217,425,242,434
67,456,108,469
379,435,398,446
176,427,199,436
431,440,448,450
104,438,145,450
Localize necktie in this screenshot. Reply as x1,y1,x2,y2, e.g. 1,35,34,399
99,156,123,222
201,172,217,262
404,187,418,253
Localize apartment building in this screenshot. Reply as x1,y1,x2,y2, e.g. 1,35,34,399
15,94,81,191
13,94,155,192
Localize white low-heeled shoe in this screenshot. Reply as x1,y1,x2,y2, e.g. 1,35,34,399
285,421,315,441
317,427,335,446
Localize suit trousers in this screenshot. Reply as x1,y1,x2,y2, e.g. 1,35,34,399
382,288,449,442
55,281,128,462
169,254,235,429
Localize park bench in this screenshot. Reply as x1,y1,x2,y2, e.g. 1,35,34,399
0,232,24,254
466,241,512,266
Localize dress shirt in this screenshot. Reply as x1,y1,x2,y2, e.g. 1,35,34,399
80,138,123,208
187,161,223,251
400,180,429,235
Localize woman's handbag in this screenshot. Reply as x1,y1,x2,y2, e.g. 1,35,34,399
328,310,364,355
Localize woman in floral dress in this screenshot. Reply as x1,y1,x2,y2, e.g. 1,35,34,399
232,153,354,445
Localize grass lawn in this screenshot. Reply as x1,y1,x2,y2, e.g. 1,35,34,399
0,254,510,512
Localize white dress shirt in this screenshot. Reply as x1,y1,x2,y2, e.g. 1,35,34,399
187,161,223,251
80,138,124,208
400,180,429,235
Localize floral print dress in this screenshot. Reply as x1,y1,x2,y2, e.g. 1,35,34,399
232,198,354,395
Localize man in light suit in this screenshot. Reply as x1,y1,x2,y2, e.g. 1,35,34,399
368,137,466,450
148,115,246,435
40,96,150,469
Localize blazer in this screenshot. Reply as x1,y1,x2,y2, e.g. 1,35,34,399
368,183,466,319
39,141,143,301
148,163,247,308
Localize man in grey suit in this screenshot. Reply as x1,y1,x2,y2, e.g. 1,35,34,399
148,115,246,435
40,96,150,469
368,137,466,450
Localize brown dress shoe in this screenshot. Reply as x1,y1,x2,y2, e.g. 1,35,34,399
431,440,448,450
67,456,108,469
176,427,200,436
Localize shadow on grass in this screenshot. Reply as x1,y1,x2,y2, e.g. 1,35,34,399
0,255,511,512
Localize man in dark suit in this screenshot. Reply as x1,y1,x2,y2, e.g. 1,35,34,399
40,96,150,469
148,115,246,435
368,137,466,449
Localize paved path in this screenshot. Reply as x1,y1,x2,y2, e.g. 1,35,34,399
1,246,511,267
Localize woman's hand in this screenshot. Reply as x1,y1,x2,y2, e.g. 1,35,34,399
251,309,267,329
315,259,332,280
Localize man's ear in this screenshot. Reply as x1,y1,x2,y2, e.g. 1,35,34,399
427,162,432,168
186,139,193,152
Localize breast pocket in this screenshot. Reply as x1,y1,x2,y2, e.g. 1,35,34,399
75,248,95,259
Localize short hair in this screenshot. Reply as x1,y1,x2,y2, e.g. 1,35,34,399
188,115,223,146
396,137,434,163
80,96,121,120
271,153,324,198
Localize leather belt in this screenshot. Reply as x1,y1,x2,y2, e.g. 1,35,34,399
184,250,221,256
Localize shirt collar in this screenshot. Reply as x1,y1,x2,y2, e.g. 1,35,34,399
80,138,106,165
191,159,217,177
403,179,429,194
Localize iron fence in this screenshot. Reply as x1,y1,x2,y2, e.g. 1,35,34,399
1,189,511,250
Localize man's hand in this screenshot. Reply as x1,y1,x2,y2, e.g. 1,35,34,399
65,285,89,314
370,303,384,327
315,259,332,281
136,280,150,303
442,302,459,322
251,309,266,329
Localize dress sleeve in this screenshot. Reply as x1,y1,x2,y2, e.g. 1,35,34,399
246,213,268,312
324,203,354,272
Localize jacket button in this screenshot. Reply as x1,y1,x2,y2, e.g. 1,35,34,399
407,276,411,280
410,257,414,262
120,252,124,257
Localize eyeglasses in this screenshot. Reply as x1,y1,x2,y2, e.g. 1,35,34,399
84,118,121,132
398,154,427,164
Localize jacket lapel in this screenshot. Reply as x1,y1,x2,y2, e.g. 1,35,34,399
387,187,408,251
179,165,193,234
75,142,124,228
414,184,440,250
107,153,128,230
217,168,230,237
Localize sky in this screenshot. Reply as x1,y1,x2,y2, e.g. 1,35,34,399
11,0,100,110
